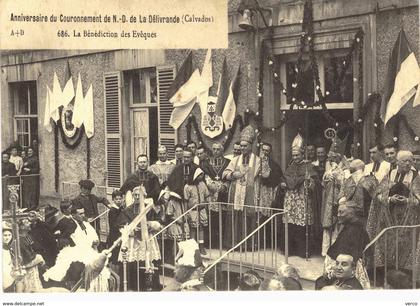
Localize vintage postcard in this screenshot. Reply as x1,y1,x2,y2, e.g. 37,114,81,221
1,0,419,305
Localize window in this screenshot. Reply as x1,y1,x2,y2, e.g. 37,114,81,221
9,81,38,148
127,68,157,105
279,49,356,109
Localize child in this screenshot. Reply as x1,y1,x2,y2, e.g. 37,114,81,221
106,189,124,267
184,168,210,255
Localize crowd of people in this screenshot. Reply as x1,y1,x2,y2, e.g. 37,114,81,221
2,126,420,292
2,139,40,211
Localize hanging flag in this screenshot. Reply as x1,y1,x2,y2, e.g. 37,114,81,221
50,72,62,122
167,51,193,104
200,57,227,138
72,73,84,129
222,63,240,130
169,50,214,130
199,49,213,93
61,60,75,108
84,85,94,138
43,86,53,132
381,29,420,125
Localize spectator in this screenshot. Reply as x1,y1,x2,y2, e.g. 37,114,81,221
236,270,263,291
9,146,23,176
21,147,40,209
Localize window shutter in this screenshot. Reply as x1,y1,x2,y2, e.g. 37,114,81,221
103,72,123,188
157,66,177,160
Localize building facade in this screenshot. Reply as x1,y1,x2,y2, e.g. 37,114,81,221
1,0,419,206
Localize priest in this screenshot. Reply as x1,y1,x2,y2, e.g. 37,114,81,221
222,126,261,249
282,134,319,258
148,145,176,186
120,155,161,205
367,150,420,276
200,142,230,248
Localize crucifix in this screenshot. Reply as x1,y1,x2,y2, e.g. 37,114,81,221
2,185,33,292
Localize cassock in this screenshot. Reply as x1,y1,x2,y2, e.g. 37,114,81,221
201,157,230,248
120,170,161,204
71,193,110,235
167,163,199,198
282,160,319,257
321,221,371,289
222,153,260,248
29,220,58,267
312,159,327,180
21,154,40,209
367,168,420,272
259,156,284,217
105,204,125,264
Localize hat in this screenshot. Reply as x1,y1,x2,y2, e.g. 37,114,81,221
292,133,304,151
79,179,95,190
238,270,263,291
2,221,12,232
193,168,204,182
240,125,256,144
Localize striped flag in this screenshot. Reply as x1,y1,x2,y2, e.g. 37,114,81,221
222,63,240,130
167,51,194,106
381,29,420,125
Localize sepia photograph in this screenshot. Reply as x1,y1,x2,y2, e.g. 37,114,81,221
1,0,419,302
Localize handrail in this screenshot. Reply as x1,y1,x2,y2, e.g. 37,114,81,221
363,224,420,253
202,212,286,275
147,202,286,242
2,174,40,178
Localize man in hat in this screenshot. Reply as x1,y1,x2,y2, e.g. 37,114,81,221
71,179,110,236
148,145,176,186
367,150,420,277
363,143,390,183
120,154,161,205
200,142,230,248
282,137,319,258
223,125,261,248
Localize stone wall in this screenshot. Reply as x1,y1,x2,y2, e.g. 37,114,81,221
376,7,420,151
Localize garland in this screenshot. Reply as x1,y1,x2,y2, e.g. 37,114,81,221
54,123,59,192
86,137,91,179
57,119,85,149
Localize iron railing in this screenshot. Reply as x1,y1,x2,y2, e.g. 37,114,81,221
363,224,420,289
148,202,288,291
2,174,40,211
